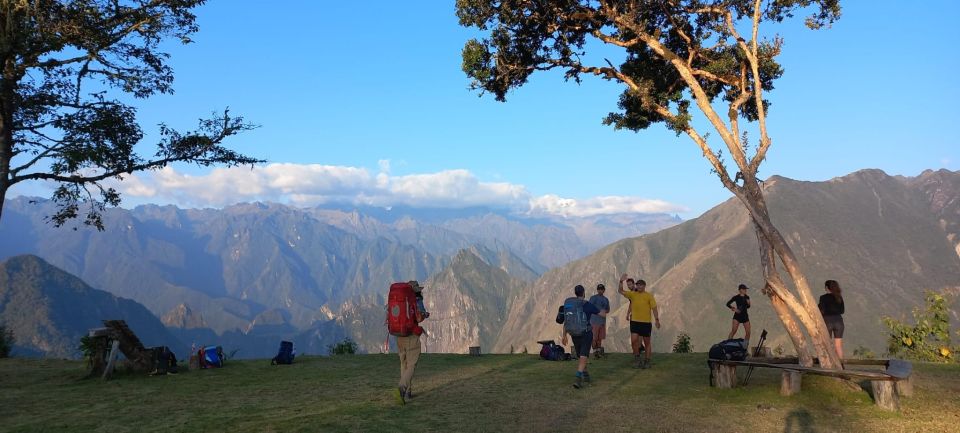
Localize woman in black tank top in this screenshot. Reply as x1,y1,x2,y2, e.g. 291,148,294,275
818,280,845,359
725,284,751,343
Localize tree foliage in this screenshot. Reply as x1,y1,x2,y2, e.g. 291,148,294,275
883,292,956,363
0,0,261,229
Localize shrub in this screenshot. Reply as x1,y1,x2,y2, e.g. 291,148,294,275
328,338,358,355
883,291,956,363
773,344,785,357
672,332,693,353
852,345,876,359
0,326,14,358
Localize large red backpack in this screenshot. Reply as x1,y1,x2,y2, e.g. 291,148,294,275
387,282,419,336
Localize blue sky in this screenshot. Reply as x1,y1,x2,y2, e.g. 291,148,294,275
12,1,960,218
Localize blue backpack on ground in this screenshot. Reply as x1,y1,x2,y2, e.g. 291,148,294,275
199,345,224,368
271,341,295,365
562,297,589,337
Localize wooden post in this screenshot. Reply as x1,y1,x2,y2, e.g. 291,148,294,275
894,375,914,397
710,363,737,388
469,346,481,356
780,370,802,396
102,340,121,380
871,380,900,411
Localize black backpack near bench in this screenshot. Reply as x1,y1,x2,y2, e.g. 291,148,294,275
271,341,295,365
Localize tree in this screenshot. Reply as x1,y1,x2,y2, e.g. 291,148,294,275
458,0,842,368
0,0,260,229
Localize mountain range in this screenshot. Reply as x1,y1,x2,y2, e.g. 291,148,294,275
0,198,675,358
493,169,960,354
1,169,957,359
0,255,183,358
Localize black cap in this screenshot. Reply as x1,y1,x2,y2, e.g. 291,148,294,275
738,284,749,290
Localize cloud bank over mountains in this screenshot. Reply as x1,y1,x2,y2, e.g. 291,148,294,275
109,162,688,217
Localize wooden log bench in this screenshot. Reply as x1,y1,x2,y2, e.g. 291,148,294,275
87,320,156,379
709,358,913,411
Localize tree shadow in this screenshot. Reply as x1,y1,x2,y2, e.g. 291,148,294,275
784,409,816,433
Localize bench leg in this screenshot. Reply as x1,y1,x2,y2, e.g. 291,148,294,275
871,381,900,412
780,370,801,396
894,376,913,398
711,364,737,389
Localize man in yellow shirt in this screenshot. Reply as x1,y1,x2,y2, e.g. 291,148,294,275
619,274,660,369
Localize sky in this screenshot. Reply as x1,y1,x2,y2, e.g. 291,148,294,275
10,1,960,219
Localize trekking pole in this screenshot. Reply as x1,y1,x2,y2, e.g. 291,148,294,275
741,329,768,386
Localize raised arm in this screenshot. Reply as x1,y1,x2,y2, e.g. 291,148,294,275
619,273,628,296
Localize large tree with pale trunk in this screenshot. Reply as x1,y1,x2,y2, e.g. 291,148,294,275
0,0,260,230
457,0,842,368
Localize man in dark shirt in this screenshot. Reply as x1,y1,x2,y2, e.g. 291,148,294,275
725,284,751,344
561,284,607,389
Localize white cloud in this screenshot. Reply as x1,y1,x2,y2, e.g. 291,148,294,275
110,163,686,217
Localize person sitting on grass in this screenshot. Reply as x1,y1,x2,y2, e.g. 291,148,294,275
560,284,608,389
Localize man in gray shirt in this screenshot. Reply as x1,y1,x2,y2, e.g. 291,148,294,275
588,283,610,358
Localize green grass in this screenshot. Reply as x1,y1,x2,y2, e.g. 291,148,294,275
1,353,958,432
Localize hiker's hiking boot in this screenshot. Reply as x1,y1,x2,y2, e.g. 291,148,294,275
582,371,591,385
405,390,415,399
641,358,651,369
394,386,406,405
633,355,643,369
573,373,584,389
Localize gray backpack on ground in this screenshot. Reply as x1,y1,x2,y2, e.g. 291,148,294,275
563,297,590,337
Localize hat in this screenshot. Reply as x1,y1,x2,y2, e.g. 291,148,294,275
409,280,423,293
738,284,749,290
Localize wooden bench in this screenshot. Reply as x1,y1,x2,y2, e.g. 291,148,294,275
709,357,913,411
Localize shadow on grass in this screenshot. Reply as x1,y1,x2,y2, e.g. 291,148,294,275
783,409,815,433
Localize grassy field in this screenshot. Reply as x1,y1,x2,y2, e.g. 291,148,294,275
1,353,958,432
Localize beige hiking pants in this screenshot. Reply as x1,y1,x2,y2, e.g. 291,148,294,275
397,334,421,390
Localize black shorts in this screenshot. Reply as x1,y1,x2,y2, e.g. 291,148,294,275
824,315,844,338
733,312,749,324
571,332,593,358
630,321,652,337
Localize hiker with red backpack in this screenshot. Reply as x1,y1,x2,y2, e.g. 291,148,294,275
559,284,608,389
386,280,430,405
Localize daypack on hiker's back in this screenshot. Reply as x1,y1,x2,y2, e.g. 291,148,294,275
562,297,590,337
708,338,748,361
271,341,295,365
199,345,224,368
387,282,419,337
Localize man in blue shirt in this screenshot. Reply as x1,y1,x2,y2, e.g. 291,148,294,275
561,284,608,388
588,283,610,358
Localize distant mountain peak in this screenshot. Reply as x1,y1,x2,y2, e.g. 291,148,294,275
161,303,208,329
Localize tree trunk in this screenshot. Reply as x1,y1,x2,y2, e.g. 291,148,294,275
736,179,842,369
753,221,814,366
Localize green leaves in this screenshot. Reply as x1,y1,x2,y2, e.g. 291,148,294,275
883,291,956,363
1,0,261,229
